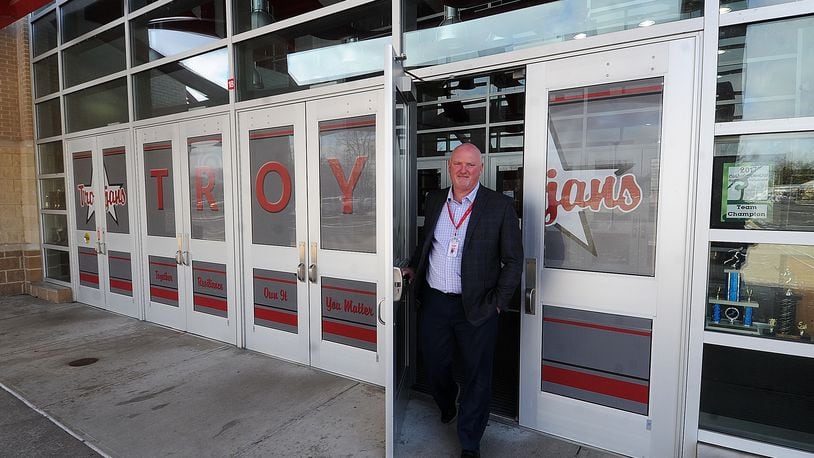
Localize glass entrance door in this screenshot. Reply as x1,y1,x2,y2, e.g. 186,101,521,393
67,131,139,318
136,115,237,344
519,39,697,456
238,90,390,386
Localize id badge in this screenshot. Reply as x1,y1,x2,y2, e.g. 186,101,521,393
447,237,459,258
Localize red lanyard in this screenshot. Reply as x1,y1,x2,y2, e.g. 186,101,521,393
447,201,473,235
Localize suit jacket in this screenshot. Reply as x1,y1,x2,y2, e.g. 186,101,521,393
410,186,524,326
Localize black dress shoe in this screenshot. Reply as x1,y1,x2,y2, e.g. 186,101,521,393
460,449,480,458
441,405,457,424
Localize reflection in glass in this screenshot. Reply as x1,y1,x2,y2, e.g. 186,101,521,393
34,54,59,98
36,98,61,139
496,165,523,218
712,133,814,231
233,0,334,35
719,0,804,12
404,0,702,68
234,1,390,100
418,129,485,157
544,78,664,276
45,248,71,282
319,115,376,253
130,0,226,66
42,214,69,246
65,78,128,133
250,127,296,247
717,17,814,122
490,92,525,123
32,11,58,57
38,142,64,175
63,26,126,88
418,98,486,131
489,125,524,154
40,178,66,210
188,135,225,241
61,0,123,43
134,48,228,120
417,168,442,218
706,242,814,344
416,76,490,102
700,345,813,452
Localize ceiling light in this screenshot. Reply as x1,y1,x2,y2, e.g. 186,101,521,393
719,7,732,14
638,19,656,27
573,33,587,40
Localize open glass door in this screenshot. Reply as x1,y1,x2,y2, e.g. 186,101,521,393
519,39,697,457
385,44,415,456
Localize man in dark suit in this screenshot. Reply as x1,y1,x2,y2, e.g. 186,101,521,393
403,143,523,457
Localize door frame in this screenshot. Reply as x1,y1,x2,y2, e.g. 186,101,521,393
518,37,700,457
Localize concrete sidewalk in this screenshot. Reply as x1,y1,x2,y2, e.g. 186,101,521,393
0,295,614,457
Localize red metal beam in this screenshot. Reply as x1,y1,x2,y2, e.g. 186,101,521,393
1,0,52,30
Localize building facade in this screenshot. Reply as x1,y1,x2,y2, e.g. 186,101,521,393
20,0,814,456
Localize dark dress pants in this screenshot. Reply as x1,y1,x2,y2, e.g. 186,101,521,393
420,287,499,451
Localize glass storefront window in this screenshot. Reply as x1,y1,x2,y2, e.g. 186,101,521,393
418,99,486,131
38,141,64,175
232,0,336,35
130,0,226,67
417,76,490,102
712,133,814,231
36,98,61,139
489,125,524,154
42,214,69,247
706,242,814,344
65,78,128,133
34,54,59,98
61,0,123,43
62,26,126,89
233,0,390,101
544,78,664,276
39,178,66,210
700,345,813,452
403,0,703,68
717,16,814,122
134,48,228,120
417,129,486,157
719,0,804,12
32,11,58,58
44,248,70,282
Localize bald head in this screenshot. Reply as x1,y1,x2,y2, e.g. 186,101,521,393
448,143,483,201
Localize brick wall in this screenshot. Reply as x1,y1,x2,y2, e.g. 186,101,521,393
1,18,43,296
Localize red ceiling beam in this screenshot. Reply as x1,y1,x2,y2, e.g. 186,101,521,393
1,0,52,30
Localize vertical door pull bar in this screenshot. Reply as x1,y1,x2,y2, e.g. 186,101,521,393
524,258,537,315
308,242,318,283
378,299,386,325
297,242,306,282
176,234,183,265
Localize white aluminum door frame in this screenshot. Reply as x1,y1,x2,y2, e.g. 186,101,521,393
306,90,387,386
96,130,140,318
178,115,237,345
136,123,186,331
67,135,104,308
519,38,698,457
238,104,310,364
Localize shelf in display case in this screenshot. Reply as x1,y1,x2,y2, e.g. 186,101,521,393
708,298,760,308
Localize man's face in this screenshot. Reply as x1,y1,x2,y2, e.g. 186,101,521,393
448,145,483,194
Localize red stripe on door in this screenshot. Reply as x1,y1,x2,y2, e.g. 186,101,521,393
549,85,663,103
254,275,297,285
319,119,375,132
79,272,99,284
322,320,376,344
543,317,652,337
194,294,227,311
542,364,649,405
254,307,297,326
150,286,178,301
109,278,132,292
249,129,294,139
322,285,376,296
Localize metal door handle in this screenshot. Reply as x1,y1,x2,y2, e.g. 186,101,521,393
525,288,536,315
378,299,385,325
175,250,183,265
308,242,318,283
297,242,306,282
393,267,404,302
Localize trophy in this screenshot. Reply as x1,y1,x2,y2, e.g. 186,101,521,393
777,267,798,335
708,247,759,333
768,318,776,334
798,322,809,341
712,286,722,324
